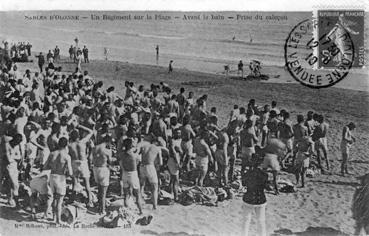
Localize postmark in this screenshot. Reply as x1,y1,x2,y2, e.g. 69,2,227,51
284,17,355,88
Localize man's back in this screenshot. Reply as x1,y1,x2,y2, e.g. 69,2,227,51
45,150,71,175
120,149,140,172
140,144,160,165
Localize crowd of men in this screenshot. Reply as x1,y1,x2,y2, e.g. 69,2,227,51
1,41,32,62
0,61,356,225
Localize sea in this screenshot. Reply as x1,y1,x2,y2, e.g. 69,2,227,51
0,11,367,91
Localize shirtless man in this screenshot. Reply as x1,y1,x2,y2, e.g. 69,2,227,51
214,127,229,186
43,137,73,225
314,115,329,172
340,122,356,176
92,135,112,214
119,138,143,214
240,120,259,174
277,111,294,169
68,124,94,207
181,115,195,171
293,114,308,153
168,129,183,200
139,141,163,209
151,112,168,147
193,131,213,186
4,133,23,207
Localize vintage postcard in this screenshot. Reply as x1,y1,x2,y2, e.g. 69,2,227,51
0,1,368,236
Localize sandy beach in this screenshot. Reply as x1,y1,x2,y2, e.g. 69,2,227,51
0,56,368,236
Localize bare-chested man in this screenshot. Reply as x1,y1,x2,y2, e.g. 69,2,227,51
139,141,163,210
168,129,183,200
3,133,23,207
92,135,112,214
193,130,213,186
43,137,73,225
119,138,143,214
240,119,259,174
181,115,195,171
340,122,356,176
68,124,94,207
214,127,229,186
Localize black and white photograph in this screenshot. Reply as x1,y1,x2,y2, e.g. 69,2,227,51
0,1,368,235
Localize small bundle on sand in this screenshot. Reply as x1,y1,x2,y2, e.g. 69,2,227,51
352,174,369,234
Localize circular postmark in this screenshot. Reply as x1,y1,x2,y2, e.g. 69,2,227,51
284,19,355,88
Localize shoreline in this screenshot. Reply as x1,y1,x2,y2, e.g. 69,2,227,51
22,52,369,93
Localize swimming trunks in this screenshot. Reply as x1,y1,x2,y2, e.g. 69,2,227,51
93,166,110,187
140,164,158,184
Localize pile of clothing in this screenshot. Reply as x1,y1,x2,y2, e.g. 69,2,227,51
100,206,154,228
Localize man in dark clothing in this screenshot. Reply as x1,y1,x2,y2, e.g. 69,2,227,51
238,60,244,77
82,46,89,63
26,43,32,56
35,52,45,72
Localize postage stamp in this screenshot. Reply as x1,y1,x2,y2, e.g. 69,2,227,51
317,10,365,69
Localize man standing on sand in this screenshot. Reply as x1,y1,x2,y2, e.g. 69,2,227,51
83,46,89,63
139,141,163,210
238,60,244,78
213,127,230,186
155,45,159,64
36,52,45,73
193,131,214,187
3,133,23,208
92,135,112,215
104,47,109,61
312,115,329,172
68,125,94,207
240,119,259,174
340,122,356,176
43,137,73,225
54,46,60,62
120,138,143,214
168,60,173,73
69,45,74,60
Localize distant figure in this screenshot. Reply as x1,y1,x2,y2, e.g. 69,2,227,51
168,60,173,73
76,51,83,72
26,42,32,56
35,52,45,72
74,37,79,48
104,47,109,60
69,45,74,60
224,65,230,76
238,60,244,77
46,50,53,64
155,45,159,64
340,122,356,176
249,33,253,43
83,45,89,63
54,46,60,62
232,36,236,41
